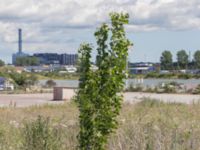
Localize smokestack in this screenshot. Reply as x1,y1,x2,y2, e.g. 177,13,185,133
18,28,22,53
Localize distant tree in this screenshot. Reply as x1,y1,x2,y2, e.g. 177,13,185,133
45,80,56,87
0,59,5,67
10,73,38,88
177,50,189,69
10,73,27,87
160,50,173,70
194,50,200,69
26,74,38,86
15,56,39,66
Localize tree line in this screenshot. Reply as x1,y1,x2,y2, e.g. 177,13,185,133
160,50,200,70
0,57,39,67
15,56,39,66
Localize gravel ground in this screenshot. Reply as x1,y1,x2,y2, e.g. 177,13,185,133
0,93,64,107
124,92,200,104
0,92,199,107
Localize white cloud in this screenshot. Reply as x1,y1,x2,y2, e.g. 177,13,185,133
0,0,200,31
0,0,200,62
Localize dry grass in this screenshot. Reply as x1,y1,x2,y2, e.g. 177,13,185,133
0,100,200,149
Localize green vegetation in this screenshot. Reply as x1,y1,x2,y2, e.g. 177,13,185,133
126,83,143,92
0,102,78,150
192,84,200,94
76,13,132,149
159,49,200,70
0,67,38,90
177,50,189,69
15,56,39,66
37,72,79,80
194,50,200,69
160,50,173,70
45,79,57,88
0,101,199,149
10,73,38,88
143,72,198,79
0,59,5,67
22,116,61,150
0,66,78,88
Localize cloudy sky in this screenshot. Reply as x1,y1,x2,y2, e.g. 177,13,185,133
0,0,200,63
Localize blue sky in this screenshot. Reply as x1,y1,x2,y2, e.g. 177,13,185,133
130,29,200,62
0,0,200,63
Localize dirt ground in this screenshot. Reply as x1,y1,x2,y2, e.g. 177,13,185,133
0,92,199,107
0,93,64,107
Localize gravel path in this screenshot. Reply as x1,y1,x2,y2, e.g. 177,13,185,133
0,92,200,107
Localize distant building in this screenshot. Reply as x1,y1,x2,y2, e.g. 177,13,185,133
129,62,156,74
60,54,78,65
12,29,29,65
12,29,78,66
33,53,78,65
33,53,60,65
12,52,29,65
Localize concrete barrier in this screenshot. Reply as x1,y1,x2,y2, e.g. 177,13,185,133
53,87,77,101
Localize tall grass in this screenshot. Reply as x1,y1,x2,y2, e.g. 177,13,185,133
0,100,199,149
21,116,61,150
109,100,200,150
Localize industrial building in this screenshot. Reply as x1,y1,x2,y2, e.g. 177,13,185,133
33,53,78,65
33,53,61,65
129,62,156,74
60,53,78,65
12,29,78,66
12,29,29,65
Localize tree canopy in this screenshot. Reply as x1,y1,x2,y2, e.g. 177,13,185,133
177,50,189,69
160,50,173,70
15,56,39,66
194,50,200,69
0,59,5,67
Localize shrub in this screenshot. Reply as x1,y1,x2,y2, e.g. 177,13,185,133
145,72,159,78
45,80,56,88
0,128,9,150
126,83,143,92
21,116,61,150
192,84,200,94
161,82,176,93
177,73,192,79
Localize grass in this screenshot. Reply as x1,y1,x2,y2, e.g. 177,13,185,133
0,100,200,149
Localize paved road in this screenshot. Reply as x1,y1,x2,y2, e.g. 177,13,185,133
0,92,199,107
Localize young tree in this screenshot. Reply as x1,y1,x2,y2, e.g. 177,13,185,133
76,43,94,149
160,50,173,70
194,50,200,69
0,59,5,67
177,50,189,69
76,13,132,150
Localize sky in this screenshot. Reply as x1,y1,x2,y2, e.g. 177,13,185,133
0,0,200,63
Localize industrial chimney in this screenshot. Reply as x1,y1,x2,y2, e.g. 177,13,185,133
18,28,22,53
